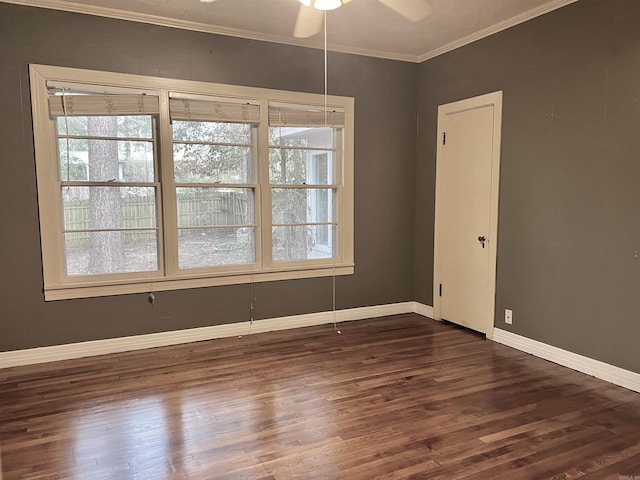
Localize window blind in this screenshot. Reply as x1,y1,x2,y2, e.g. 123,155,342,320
48,93,160,117
169,97,260,123
269,105,345,128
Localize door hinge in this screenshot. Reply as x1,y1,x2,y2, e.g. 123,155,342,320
439,283,442,297
442,132,446,145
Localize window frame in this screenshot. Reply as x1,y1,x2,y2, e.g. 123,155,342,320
55,111,163,281
169,96,261,274
30,64,354,301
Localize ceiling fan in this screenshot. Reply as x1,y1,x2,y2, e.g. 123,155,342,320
294,0,432,38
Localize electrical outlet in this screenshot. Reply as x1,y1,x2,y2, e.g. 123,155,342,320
505,309,513,325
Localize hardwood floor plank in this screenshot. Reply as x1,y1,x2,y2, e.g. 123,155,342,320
1,315,640,479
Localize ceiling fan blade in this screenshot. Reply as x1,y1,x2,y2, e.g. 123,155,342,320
377,0,431,22
294,4,324,38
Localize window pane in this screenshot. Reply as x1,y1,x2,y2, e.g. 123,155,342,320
269,149,334,185
269,126,334,149
176,187,255,228
57,115,153,139
64,230,158,276
173,144,252,183
178,227,255,269
172,121,251,144
272,188,336,225
58,139,154,182
62,187,157,231
272,225,336,261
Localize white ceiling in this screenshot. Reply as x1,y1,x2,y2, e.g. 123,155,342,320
7,0,579,62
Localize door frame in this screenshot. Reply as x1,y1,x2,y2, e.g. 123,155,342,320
433,91,503,339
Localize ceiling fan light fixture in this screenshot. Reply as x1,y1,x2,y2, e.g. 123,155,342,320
298,0,344,11
314,0,342,9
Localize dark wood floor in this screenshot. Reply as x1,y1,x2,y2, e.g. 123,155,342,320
1,315,640,479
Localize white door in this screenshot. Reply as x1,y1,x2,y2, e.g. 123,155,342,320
434,92,502,335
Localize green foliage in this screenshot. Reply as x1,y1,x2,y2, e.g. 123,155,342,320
59,151,86,181
269,148,307,185
172,120,252,184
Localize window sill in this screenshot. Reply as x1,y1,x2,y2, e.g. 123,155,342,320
43,264,355,301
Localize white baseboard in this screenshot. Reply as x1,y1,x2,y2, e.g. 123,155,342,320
492,328,640,394
0,302,434,369
412,302,434,318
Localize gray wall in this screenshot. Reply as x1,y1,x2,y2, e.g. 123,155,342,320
415,0,640,373
0,3,417,351
3,0,640,377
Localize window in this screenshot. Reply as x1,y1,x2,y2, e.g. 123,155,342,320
30,65,354,300
268,105,343,262
169,96,259,270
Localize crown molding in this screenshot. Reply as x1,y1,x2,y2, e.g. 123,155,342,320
0,0,418,62
2,0,580,64
2,0,322,51
416,0,580,62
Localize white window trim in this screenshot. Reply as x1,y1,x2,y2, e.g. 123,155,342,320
30,64,355,301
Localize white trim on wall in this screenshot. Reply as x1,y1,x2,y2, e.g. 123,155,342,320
30,64,356,302
0,0,417,62
3,305,639,397
0,302,434,369
1,0,580,63
416,0,580,62
413,302,434,318
492,328,640,394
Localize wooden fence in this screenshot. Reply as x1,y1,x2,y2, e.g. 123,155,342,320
64,192,249,247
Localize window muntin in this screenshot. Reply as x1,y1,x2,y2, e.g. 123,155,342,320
268,152,335,188
268,113,341,264
172,121,254,184
53,92,161,278
64,229,159,276
172,120,252,144
271,188,336,224
170,97,259,271
56,115,154,138
271,187,337,261
31,65,354,300
175,187,256,269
